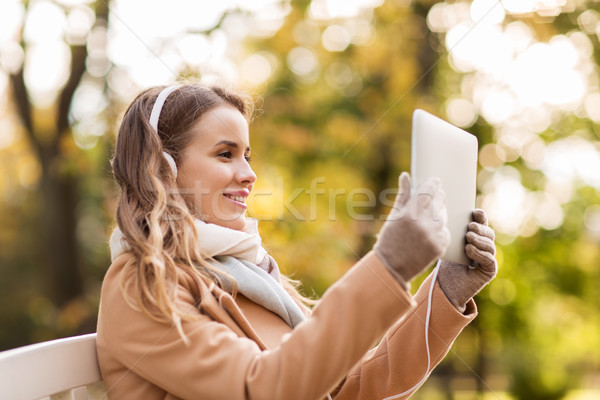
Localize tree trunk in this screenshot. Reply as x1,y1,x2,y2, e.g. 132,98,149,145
39,152,82,306
8,0,109,307
10,69,85,306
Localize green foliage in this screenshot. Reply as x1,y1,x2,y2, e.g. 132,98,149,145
1,1,600,398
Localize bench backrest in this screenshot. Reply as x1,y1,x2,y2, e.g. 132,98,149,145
0,333,106,400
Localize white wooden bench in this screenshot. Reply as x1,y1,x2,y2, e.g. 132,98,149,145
0,333,106,400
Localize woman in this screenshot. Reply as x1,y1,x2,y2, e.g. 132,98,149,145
96,83,498,400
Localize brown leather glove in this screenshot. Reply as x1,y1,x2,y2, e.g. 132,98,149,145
374,172,451,288
437,209,498,312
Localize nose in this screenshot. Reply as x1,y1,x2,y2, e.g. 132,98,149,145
236,159,257,187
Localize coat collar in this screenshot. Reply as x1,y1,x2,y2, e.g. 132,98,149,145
113,253,270,350
197,280,269,351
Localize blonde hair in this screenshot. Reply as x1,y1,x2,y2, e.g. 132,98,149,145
112,84,313,338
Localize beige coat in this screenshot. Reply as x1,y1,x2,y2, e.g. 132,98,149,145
96,251,476,400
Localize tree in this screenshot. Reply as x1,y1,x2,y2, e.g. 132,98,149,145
6,0,110,307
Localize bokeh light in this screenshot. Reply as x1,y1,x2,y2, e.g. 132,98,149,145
309,0,383,20
321,25,352,52
240,52,276,86
0,1,24,43
430,0,599,238
1,1,600,397
287,46,320,83
542,137,600,189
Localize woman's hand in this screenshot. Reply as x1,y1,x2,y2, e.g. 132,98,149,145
437,209,498,312
374,172,451,288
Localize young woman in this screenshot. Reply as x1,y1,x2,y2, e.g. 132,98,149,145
96,83,498,400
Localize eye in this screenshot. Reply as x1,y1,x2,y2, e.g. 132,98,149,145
218,151,233,159
245,155,252,163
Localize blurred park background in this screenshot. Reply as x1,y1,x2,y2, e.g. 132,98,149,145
1,0,600,398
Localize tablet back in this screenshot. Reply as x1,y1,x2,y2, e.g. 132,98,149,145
410,109,478,265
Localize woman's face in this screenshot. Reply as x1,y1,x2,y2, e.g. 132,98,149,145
177,105,256,231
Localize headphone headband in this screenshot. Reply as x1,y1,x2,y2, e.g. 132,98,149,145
149,85,182,178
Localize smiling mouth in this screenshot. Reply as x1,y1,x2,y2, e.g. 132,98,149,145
223,194,247,204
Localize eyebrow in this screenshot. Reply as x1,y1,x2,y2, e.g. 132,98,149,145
213,140,251,153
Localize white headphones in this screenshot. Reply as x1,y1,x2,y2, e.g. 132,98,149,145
149,85,182,179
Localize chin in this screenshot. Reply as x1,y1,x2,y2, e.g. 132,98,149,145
216,217,246,231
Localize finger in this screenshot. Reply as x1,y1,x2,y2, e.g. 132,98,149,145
472,208,488,226
440,226,451,251
415,189,447,229
397,172,412,206
434,193,449,227
417,176,442,197
465,244,497,273
431,225,451,255
468,221,495,241
466,231,496,255
416,180,445,215
435,186,447,208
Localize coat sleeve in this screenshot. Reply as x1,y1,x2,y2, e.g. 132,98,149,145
333,272,477,400
97,252,417,400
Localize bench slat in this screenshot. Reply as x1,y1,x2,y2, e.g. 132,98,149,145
0,334,104,400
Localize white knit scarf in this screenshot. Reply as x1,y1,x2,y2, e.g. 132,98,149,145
109,218,306,328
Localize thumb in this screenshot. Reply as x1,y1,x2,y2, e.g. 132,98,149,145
396,172,412,207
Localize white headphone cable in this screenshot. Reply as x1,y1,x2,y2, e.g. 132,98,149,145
382,258,442,400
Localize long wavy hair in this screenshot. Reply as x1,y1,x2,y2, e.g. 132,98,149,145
112,84,311,339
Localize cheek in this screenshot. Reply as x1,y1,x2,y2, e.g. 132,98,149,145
179,159,213,187
192,166,233,199
177,158,237,205
208,164,235,185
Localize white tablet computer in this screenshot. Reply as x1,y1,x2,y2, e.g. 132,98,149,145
410,109,478,265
